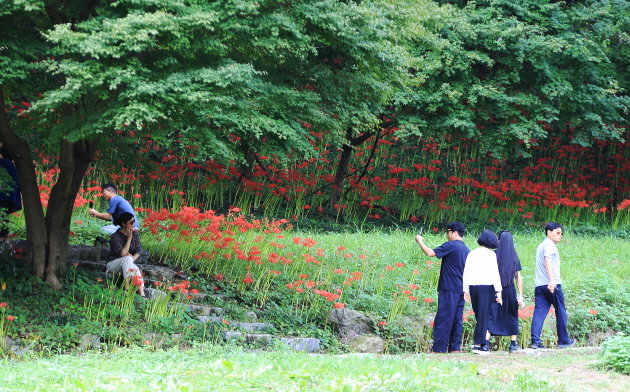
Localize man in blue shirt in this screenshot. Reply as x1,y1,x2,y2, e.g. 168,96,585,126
416,222,470,353
89,183,138,234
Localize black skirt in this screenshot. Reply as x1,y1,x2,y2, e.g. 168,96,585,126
489,284,519,336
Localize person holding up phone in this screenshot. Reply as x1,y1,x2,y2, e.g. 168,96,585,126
89,183,138,234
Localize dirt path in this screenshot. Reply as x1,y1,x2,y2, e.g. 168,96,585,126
433,346,629,392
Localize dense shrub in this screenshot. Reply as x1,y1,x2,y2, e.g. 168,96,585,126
600,335,630,375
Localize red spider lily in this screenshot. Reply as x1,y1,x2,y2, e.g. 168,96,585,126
333,302,345,309
588,309,599,315
408,296,417,301
6,316,15,321
0,302,7,308
423,298,434,303
131,275,144,287
378,321,387,326
242,275,254,285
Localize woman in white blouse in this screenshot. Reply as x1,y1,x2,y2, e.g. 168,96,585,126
463,230,502,354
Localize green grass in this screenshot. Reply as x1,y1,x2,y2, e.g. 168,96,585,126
0,345,554,392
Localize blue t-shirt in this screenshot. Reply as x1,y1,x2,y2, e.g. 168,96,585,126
434,240,470,292
107,195,138,228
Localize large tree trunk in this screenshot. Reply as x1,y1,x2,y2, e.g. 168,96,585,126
44,139,98,288
0,87,48,277
0,86,98,288
330,128,375,208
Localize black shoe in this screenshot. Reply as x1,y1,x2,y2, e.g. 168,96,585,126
556,339,575,349
509,342,521,353
528,343,546,349
472,344,490,355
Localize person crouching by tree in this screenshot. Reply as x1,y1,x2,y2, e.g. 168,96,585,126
89,183,138,235
489,231,524,353
415,222,470,353
463,230,502,355
108,212,145,297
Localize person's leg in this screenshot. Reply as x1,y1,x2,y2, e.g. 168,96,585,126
470,285,493,346
101,224,118,235
448,291,465,352
552,285,571,345
531,285,552,346
120,256,144,296
432,290,455,353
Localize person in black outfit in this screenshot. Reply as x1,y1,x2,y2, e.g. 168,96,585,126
488,231,524,353
108,212,145,297
416,222,470,353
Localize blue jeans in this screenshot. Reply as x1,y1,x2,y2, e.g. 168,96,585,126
433,290,464,352
531,284,571,345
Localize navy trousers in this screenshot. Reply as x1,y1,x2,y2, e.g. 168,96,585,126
433,290,464,353
470,285,495,346
531,284,571,345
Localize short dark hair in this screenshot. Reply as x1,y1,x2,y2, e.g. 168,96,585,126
114,212,134,227
544,222,562,235
102,183,117,193
477,229,498,249
446,222,466,237
0,146,13,160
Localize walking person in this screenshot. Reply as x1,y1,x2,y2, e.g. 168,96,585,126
108,212,145,297
416,222,470,353
89,183,138,234
463,230,502,354
529,222,575,349
488,230,524,353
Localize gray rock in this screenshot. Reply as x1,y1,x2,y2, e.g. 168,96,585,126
280,337,320,352
232,322,274,332
67,245,109,262
136,264,179,283
186,304,224,316
145,288,167,300
329,308,374,343
198,316,223,324
224,332,274,344
244,311,258,321
347,335,385,353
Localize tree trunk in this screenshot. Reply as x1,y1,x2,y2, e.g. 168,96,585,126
0,87,48,278
0,86,99,288
330,128,375,208
44,139,98,288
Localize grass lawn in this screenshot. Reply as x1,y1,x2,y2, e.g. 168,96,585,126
1,345,627,392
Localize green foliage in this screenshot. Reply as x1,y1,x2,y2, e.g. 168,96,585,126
600,334,630,375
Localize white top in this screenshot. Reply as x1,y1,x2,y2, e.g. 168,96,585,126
462,246,502,293
535,237,561,287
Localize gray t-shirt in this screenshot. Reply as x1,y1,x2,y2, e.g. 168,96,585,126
535,237,561,287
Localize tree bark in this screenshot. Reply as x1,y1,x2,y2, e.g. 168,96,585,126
45,138,98,288
330,128,375,208
0,86,48,278
0,87,99,288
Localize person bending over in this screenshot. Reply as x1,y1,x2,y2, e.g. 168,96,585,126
89,183,138,234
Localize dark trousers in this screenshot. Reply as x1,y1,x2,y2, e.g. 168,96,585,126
531,284,570,345
432,290,464,353
470,285,495,346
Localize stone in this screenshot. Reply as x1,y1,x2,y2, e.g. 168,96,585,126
136,264,179,283
186,304,224,316
280,337,320,353
347,335,385,353
232,322,274,332
328,308,374,343
145,288,167,300
67,245,109,262
244,311,258,321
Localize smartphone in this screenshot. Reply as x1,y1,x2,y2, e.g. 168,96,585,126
418,227,423,236
89,201,94,208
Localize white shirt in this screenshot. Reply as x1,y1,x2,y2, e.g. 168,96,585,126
462,246,502,293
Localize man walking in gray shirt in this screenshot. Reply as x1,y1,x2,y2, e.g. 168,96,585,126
529,222,575,349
